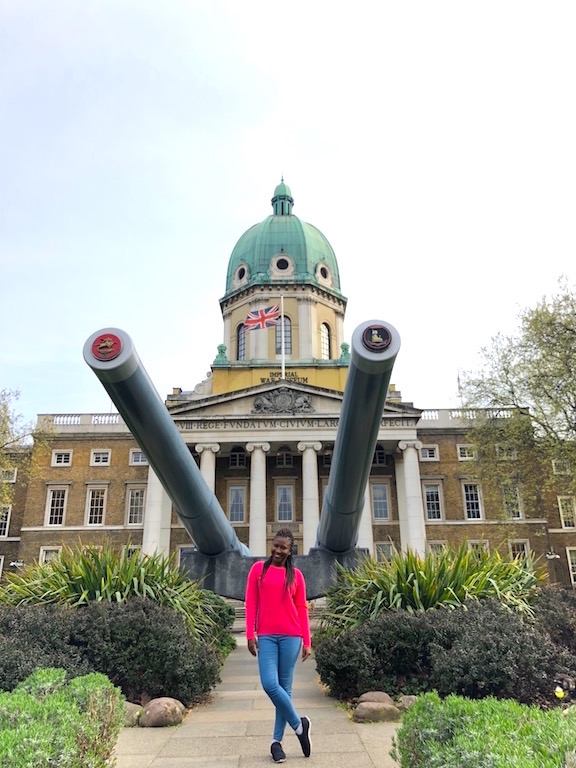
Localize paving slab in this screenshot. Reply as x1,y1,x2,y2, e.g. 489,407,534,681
113,636,400,767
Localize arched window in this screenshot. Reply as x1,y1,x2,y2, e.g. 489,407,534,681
372,444,387,466
320,323,331,359
237,324,246,361
275,316,292,355
229,446,247,468
276,445,293,468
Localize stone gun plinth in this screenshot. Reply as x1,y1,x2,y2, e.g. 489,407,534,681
84,319,400,600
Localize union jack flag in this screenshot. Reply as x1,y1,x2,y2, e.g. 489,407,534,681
243,305,280,331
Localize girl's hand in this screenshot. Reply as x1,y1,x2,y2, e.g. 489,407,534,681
301,645,312,661
248,637,258,656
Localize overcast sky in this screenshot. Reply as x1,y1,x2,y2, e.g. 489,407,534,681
1,1,575,427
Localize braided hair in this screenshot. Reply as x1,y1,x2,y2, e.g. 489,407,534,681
260,527,295,594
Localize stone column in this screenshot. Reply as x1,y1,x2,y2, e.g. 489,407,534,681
297,441,321,553
297,297,316,359
246,442,270,556
195,443,220,493
397,440,426,555
142,466,172,556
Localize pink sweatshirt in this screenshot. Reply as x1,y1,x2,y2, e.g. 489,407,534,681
245,561,311,647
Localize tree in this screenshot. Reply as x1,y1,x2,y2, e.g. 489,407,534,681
460,278,576,499
0,389,47,510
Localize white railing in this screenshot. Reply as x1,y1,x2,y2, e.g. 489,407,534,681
92,414,120,425
419,408,514,426
45,413,125,429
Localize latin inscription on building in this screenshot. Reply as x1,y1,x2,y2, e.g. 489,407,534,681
178,417,415,430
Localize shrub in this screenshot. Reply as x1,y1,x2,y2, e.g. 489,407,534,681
314,601,575,704
0,603,89,692
199,588,236,657
533,585,576,658
0,542,219,641
427,600,574,704
69,598,221,705
314,629,375,700
0,668,124,767
321,544,545,634
393,692,576,768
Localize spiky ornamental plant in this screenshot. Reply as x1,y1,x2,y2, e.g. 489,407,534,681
0,542,218,641
320,542,545,634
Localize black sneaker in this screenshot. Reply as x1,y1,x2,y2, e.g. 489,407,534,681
271,741,286,763
297,716,312,757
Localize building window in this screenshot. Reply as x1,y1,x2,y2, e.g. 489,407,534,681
509,540,530,560
375,542,394,562
463,483,483,519
322,446,333,467
124,544,141,559
45,487,67,526
320,323,331,359
276,445,293,468
39,547,62,564
567,548,576,587
457,445,476,461
420,445,439,461
423,483,442,521
91,450,111,466
558,496,576,529
129,449,148,466
86,487,107,525
127,487,146,525
496,445,517,461
275,316,292,355
1,467,17,483
503,484,522,519
371,483,390,521
277,485,293,522
51,450,72,467
229,446,247,468
468,540,489,555
229,486,246,523
237,324,246,361
427,541,448,555
0,506,10,537
372,444,387,466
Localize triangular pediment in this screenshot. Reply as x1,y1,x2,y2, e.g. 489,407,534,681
167,381,421,422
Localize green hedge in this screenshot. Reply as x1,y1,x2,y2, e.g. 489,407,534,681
392,692,576,768
0,599,221,706
314,600,574,704
0,667,124,767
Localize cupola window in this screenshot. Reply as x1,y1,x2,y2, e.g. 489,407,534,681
237,324,246,361
276,316,292,355
320,323,331,359
315,262,333,288
270,253,295,279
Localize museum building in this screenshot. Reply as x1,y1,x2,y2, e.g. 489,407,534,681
2,181,576,587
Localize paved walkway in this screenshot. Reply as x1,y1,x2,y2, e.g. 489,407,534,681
113,636,400,768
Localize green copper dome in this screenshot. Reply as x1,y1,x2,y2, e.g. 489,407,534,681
223,181,343,300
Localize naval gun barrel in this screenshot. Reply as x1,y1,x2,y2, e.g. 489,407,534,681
83,328,249,557
317,319,401,554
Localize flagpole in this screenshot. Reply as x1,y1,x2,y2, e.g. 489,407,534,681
280,294,285,380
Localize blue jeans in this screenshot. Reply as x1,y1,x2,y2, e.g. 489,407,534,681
257,635,302,742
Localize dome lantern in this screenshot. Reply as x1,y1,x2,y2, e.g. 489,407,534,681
271,177,294,216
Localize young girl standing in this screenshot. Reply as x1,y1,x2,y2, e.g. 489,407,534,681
245,528,312,763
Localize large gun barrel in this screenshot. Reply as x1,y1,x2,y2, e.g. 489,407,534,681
83,328,248,557
317,319,401,553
